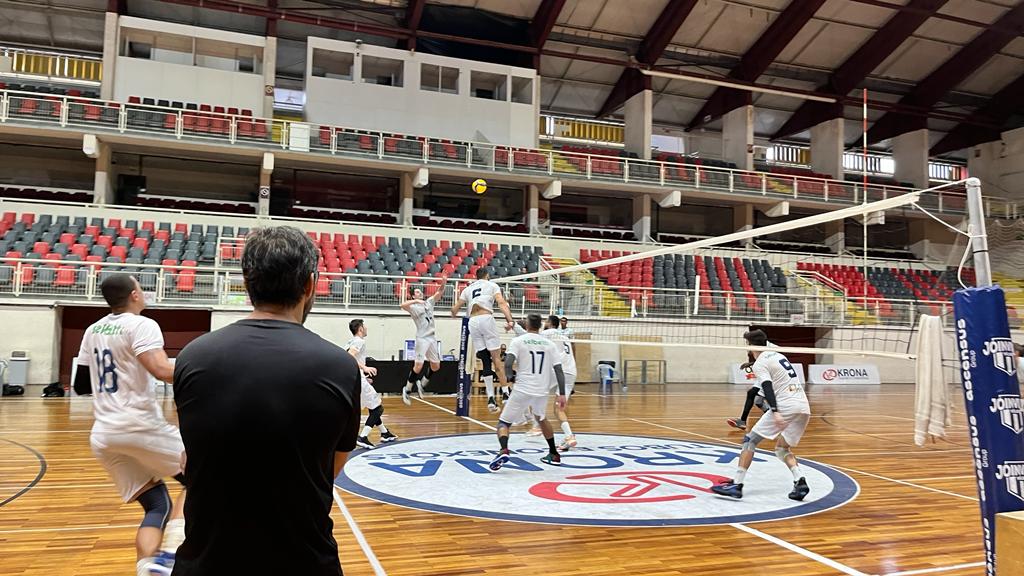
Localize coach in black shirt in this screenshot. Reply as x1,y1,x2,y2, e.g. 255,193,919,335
172,226,360,576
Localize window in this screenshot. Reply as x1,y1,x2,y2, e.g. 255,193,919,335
195,39,262,74
311,49,353,80
471,71,507,101
421,63,459,94
361,55,404,87
511,76,533,104
121,30,192,66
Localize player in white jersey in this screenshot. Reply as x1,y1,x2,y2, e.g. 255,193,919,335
346,319,398,449
451,268,514,413
400,283,444,405
525,315,579,451
489,314,567,471
712,330,811,501
75,274,185,576
726,339,779,431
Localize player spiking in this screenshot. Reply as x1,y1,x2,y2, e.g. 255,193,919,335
400,281,445,405
451,268,515,413
525,315,578,451
346,319,398,449
76,274,186,576
712,329,811,501
489,313,567,471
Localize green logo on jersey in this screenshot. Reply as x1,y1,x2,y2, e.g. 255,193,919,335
92,324,125,336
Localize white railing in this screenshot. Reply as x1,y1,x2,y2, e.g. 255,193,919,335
0,89,1018,219
0,256,975,328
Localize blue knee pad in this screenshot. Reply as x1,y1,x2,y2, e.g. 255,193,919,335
137,482,171,530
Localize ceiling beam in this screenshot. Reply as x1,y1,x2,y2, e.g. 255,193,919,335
866,2,1024,145
404,0,426,50
772,0,947,140
687,0,826,130
529,0,566,68
930,72,1024,155
596,0,699,118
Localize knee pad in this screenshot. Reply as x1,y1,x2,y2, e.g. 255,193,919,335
775,446,792,462
137,482,171,530
740,433,763,453
476,350,495,377
365,405,384,427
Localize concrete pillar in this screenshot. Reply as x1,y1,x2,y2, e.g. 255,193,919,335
810,118,844,180
824,220,844,253
262,36,277,118
733,204,753,249
892,128,930,189
398,173,414,227
525,184,539,234
624,90,653,160
93,140,114,205
968,141,1000,194
100,12,118,100
258,152,273,217
722,105,754,171
632,194,652,243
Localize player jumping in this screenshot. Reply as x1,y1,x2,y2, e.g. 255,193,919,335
400,282,444,405
488,314,567,471
451,269,514,413
76,274,186,576
712,329,811,501
346,319,398,449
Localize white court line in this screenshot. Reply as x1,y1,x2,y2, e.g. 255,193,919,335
332,488,387,576
829,466,977,502
411,397,496,431
882,561,986,575
0,523,136,534
731,523,870,576
900,475,975,483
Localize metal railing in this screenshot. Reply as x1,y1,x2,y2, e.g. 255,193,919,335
0,256,968,328
2,47,103,84
0,89,1017,219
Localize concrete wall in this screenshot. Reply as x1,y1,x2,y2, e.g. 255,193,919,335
0,305,60,385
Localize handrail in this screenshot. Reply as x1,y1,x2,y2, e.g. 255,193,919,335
0,88,1017,219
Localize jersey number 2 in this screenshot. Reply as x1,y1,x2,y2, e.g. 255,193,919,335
92,348,118,393
778,358,797,379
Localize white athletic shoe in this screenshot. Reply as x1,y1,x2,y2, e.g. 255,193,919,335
558,435,577,452
487,397,499,413
525,426,543,437
415,379,425,399
402,385,412,406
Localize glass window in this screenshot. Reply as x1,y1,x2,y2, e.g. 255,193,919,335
420,63,459,94
361,55,404,87
311,49,353,80
471,71,507,101
511,76,533,104
195,39,262,74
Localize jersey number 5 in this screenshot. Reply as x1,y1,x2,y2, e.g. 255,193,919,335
778,358,797,379
92,348,119,393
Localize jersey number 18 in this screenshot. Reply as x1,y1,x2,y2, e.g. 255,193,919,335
92,348,119,393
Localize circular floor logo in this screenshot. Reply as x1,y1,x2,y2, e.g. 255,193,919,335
336,433,859,526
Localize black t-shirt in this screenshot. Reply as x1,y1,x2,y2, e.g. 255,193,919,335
172,319,360,576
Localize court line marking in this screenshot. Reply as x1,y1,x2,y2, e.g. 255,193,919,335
730,522,869,576
882,561,986,575
899,475,974,483
332,488,387,576
411,396,497,431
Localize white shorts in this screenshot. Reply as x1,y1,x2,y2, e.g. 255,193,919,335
361,374,382,411
90,423,184,502
750,411,810,447
469,314,501,352
549,372,576,396
415,337,441,364
499,390,549,424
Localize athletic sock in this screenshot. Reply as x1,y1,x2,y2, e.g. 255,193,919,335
160,518,185,554
498,435,509,451
378,423,390,434
546,436,557,453
735,468,747,485
501,386,510,396
137,558,155,576
561,421,573,437
360,425,372,437
790,464,802,482
483,375,495,399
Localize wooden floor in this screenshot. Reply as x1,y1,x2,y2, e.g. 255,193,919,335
0,384,985,576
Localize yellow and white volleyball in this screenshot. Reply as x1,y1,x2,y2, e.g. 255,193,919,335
471,178,488,195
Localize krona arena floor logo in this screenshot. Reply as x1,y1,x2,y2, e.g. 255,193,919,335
336,433,859,526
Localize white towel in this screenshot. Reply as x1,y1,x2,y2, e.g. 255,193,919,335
914,314,951,446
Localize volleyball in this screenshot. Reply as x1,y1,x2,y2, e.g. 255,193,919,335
471,178,488,194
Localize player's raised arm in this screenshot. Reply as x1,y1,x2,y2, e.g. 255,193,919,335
450,293,464,317
494,289,514,329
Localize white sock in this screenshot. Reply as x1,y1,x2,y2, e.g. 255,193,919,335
501,386,510,395
360,425,371,437
735,468,747,485
561,421,573,437
378,423,389,434
483,376,494,399
137,558,155,576
160,518,185,554
790,464,802,482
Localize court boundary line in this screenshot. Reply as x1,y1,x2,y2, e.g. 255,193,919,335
412,396,497,431
882,561,986,575
730,522,869,576
332,487,387,576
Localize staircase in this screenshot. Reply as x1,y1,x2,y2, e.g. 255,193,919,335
539,144,583,174
543,256,631,317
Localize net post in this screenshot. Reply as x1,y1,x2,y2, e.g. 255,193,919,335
456,316,470,417
966,177,992,287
